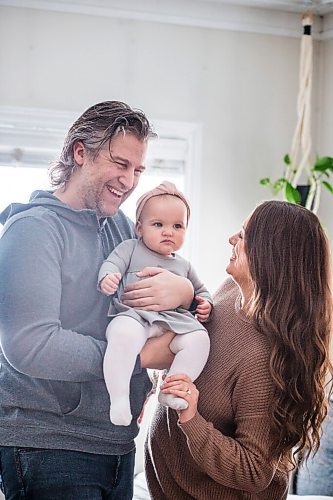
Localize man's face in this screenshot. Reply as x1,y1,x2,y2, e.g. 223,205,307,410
75,133,147,217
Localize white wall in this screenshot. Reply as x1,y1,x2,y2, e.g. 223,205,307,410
318,33,333,244
0,5,329,292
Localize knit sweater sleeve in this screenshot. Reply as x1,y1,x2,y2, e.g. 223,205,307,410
179,347,278,493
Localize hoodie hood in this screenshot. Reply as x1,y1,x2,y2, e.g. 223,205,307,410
0,190,135,257
0,190,118,228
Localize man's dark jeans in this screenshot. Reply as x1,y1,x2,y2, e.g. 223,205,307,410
0,446,135,499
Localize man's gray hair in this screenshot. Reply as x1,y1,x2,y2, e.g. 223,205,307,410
49,101,155,188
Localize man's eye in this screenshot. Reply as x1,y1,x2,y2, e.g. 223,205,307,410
134,169,144,176
111,159,126,169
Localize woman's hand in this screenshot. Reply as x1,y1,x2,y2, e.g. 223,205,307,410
121,267,194,311
160,373,199,423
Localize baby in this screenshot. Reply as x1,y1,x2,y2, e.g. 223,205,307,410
98,181,212,426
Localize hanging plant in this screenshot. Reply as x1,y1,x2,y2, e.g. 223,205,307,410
259,12,333,214
260,154,333,212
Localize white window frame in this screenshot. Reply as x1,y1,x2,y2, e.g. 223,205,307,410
0,106,202,262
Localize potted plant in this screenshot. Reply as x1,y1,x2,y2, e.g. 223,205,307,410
260,154,333,213
260,12,333,215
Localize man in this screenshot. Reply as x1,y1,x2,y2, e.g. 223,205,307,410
0,101,192,499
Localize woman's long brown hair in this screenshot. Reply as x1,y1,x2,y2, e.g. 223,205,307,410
245,201,332,467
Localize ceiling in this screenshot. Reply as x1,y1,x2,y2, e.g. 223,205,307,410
0,0,333,39
199,0,333,15
1,0,333,15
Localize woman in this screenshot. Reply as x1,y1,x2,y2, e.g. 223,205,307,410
145,201,332,500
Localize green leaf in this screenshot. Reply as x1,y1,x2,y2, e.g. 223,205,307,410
272,178,287,195
322,180,333,194
313,156,333,172
260,178,271,186
285,182,301,204
283,154,291,165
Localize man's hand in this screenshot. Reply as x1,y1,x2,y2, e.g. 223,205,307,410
121,267,194,311
99,272,121,296
140,331,176,369
195,296,212,323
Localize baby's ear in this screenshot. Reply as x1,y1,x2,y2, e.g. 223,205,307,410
135,220,142,238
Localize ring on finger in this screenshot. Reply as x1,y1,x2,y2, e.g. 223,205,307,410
186,388,191,395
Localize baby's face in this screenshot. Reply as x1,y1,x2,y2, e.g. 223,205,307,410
136,195,187,256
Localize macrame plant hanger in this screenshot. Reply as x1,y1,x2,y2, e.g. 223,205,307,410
284,12,319,212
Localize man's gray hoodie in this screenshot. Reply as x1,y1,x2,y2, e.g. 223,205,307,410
0,190,151,455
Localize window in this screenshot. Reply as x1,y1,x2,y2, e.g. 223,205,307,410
0,107,201,260
0,165,51,210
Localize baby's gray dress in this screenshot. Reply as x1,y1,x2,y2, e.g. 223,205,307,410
98,239,211,334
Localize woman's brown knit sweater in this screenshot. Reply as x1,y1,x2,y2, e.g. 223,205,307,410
145,278,289,499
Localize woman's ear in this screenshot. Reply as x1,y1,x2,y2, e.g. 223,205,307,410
73,141,85,167
136,221,142,238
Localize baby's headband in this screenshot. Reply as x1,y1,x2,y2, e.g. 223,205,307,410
135,180,191,224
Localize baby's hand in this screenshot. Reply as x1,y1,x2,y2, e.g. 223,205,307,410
195,296,212,323
100,273,121,296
